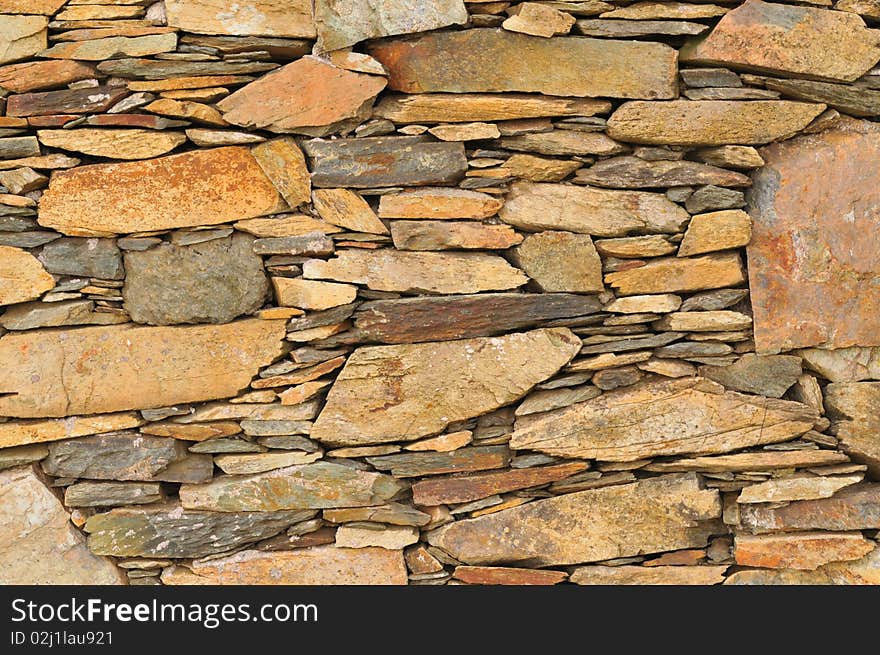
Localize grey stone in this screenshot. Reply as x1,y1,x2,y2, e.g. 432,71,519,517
257,435,321,451
187,438,265,453
576,157,750,189
123,233,269,325
118,237,162,251
680,288,749,312
64,481,163,507
654,341,733,358
0,216,36,232
685,185,746,213
0,231,59,248
680,68,742,88
304,136,467,188
84,502,314,558
39,237,123,280
700,354,803,398
579,332,683,354
42,433,213,483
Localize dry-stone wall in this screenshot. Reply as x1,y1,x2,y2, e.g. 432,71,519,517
1,0,879,585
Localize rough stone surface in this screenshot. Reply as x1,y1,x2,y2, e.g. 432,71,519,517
0,466,123,584
0,413,143,449
390,221,522,251
680,0,880,82
700,354,802,398
305,136,467,188
510,377,817,461
0,60,96,94
824,383,880,476
373,93,611,123
312,329,580,446
0,300,128,331
607,100,825,146
379,188,503,220
678,210,752,256
171,546,407,585
0,245,54,306
500,182,689,236
179,462,406,512
39,237,123,280
251,138,311,208
368,29,677,99
303,249,527,294
748,119,880,353
352,293,603,344
218,57,386,136
428,473,720,566
512,231,603,293
37,128,184,160
164,0,316,38
84,503,311,557
571,565,727,585
315,0,467,51
123,234,269,325
0,15,47,66
737,474,863,504
412,462,587,505
0,319,286,417
38,147,282,235
313,189,388,234
800,347,880,383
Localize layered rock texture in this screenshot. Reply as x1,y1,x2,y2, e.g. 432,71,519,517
0,0,879,586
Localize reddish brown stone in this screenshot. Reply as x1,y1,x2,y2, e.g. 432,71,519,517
644,549,706,567
352,293,604,344
412,462,587,505
453,566,567,585
6,86,129,117
26,115,79,127
734,532,874,570
218,56,386,136
748,119,880,353
0,60,97,93
739,484,880,534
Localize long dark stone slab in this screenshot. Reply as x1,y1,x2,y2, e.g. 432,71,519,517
353,293,604,344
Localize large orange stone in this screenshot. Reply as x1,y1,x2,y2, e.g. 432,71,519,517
0,319,286,418
38,146,283,235
747,119,880,353
368,28,677,99
218,56,386,136
171,546,408,585
681,0,880,82
735,532,874,570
